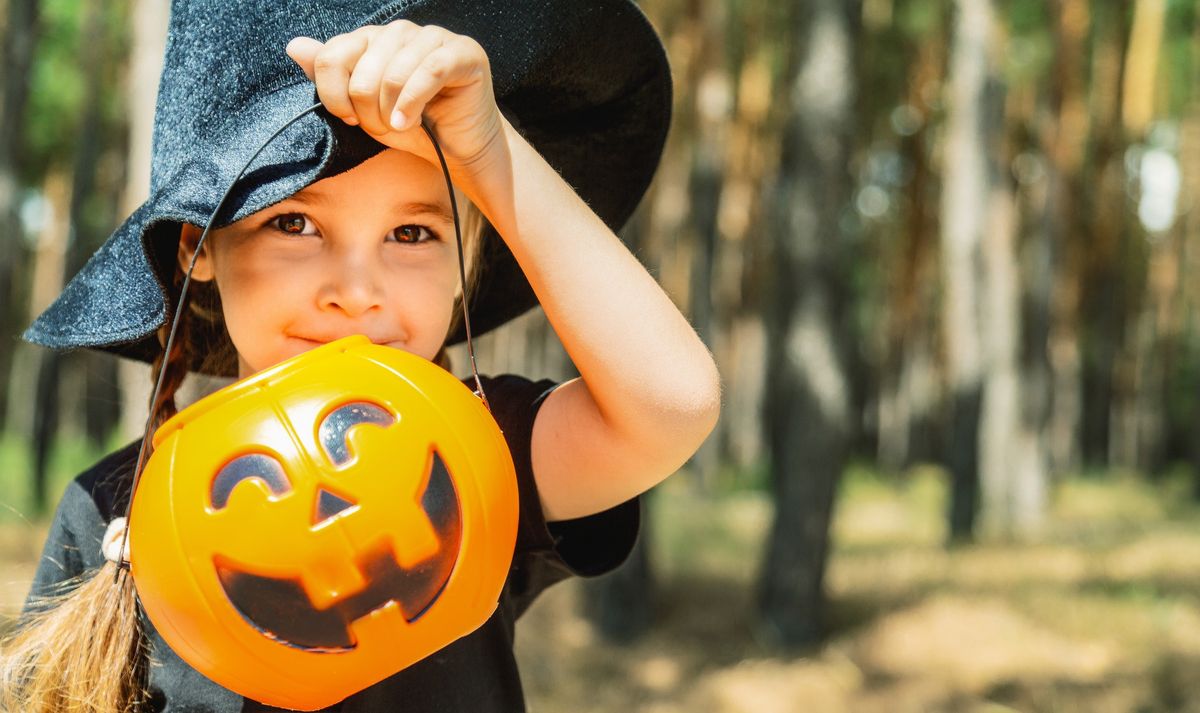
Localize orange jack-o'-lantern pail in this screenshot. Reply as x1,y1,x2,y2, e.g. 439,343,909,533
129,335,518,711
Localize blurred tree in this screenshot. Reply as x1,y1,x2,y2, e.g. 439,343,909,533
870,2,946,473
1077,2,1132,468
978,17,1051,538
579,507,655,643
940,0,993,542
758,0,858,646
1036,0,1089,478
0,0,41,435
116,0,169,443
24,168,68,512
682,0,727,487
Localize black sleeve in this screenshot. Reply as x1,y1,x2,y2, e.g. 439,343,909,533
21,441,140,617
478,374,640,619
22,481,107,616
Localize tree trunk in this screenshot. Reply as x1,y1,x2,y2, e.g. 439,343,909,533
1121,0,1166,139
715,43,775,474
665,0,727,487
1077,2,1132,469
757,0,856,648
22,169,71,514
1175,91,1200,493
1042,0,1091,478
72,0,126,449
117,0,171,442
579,506,655,643
31,351,60,510
877,27,944,472
978,59,1050,537
0,0,41,435
1112,0,1168,472
940,0,992,543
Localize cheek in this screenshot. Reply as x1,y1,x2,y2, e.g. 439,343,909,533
217,264,287,322
216,241,313,305
210,249,306,355
392,260,459,357
431,260,464,321
392,251,460,306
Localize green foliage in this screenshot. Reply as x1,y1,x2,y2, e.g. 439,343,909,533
21,0,87,178
1163,0,1198,115
20,0,131,185
1001,0,1052,88
894,0,944,38
0,431,113,521
1004,0,1050,37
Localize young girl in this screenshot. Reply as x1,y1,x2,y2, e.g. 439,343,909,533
3,1,719,711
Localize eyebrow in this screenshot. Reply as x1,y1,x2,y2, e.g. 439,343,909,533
282,193,456,224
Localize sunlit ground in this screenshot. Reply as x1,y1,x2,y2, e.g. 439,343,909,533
3,438,1200,712
517,466,1200,713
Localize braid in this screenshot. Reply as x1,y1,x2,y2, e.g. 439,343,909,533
147,322,189,436
147,271,193,436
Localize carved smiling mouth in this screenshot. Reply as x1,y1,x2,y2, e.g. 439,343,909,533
208,401,462,652
214,452,462,652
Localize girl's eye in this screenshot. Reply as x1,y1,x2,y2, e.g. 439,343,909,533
270,213,315,236
266,214,437,244
389,225,438,244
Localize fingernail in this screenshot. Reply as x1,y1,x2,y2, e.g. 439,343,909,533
344,115,359,126
390,108,407,131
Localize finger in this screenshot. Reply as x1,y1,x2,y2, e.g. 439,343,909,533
285,36,323,82
376,25,451,131
346,21,426,135
391,42,480,131
312,31,372,125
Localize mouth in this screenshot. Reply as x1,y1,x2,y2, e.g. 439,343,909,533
288,336,326,348
290,335,399,348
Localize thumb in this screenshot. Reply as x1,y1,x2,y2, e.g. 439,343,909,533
286,36,324,82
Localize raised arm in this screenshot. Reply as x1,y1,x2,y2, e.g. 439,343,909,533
460,117,721,521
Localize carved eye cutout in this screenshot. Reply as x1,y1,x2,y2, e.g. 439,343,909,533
210,453,292,510
319,402,394,466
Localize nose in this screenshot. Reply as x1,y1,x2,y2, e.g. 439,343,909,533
316,245,386,318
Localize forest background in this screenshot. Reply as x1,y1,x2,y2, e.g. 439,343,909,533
2,0,1199,711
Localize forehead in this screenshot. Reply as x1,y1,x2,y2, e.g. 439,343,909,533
284,149,455,220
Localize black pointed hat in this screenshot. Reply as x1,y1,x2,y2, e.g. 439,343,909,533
23,0,672,376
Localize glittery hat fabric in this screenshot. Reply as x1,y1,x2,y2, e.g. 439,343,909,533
23,0,672,376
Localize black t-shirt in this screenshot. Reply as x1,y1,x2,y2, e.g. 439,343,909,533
22,374,640,712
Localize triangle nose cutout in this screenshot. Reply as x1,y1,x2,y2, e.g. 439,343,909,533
313,488,358,526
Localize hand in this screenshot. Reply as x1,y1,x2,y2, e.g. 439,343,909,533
286,21,507,180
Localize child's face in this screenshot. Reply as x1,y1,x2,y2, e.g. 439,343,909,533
178,149,462,379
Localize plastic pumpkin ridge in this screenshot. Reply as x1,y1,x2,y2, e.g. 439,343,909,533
129,335,519,711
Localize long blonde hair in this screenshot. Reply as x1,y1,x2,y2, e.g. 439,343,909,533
0,199,488,712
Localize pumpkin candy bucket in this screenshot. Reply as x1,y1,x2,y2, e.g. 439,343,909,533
129,335,518,710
